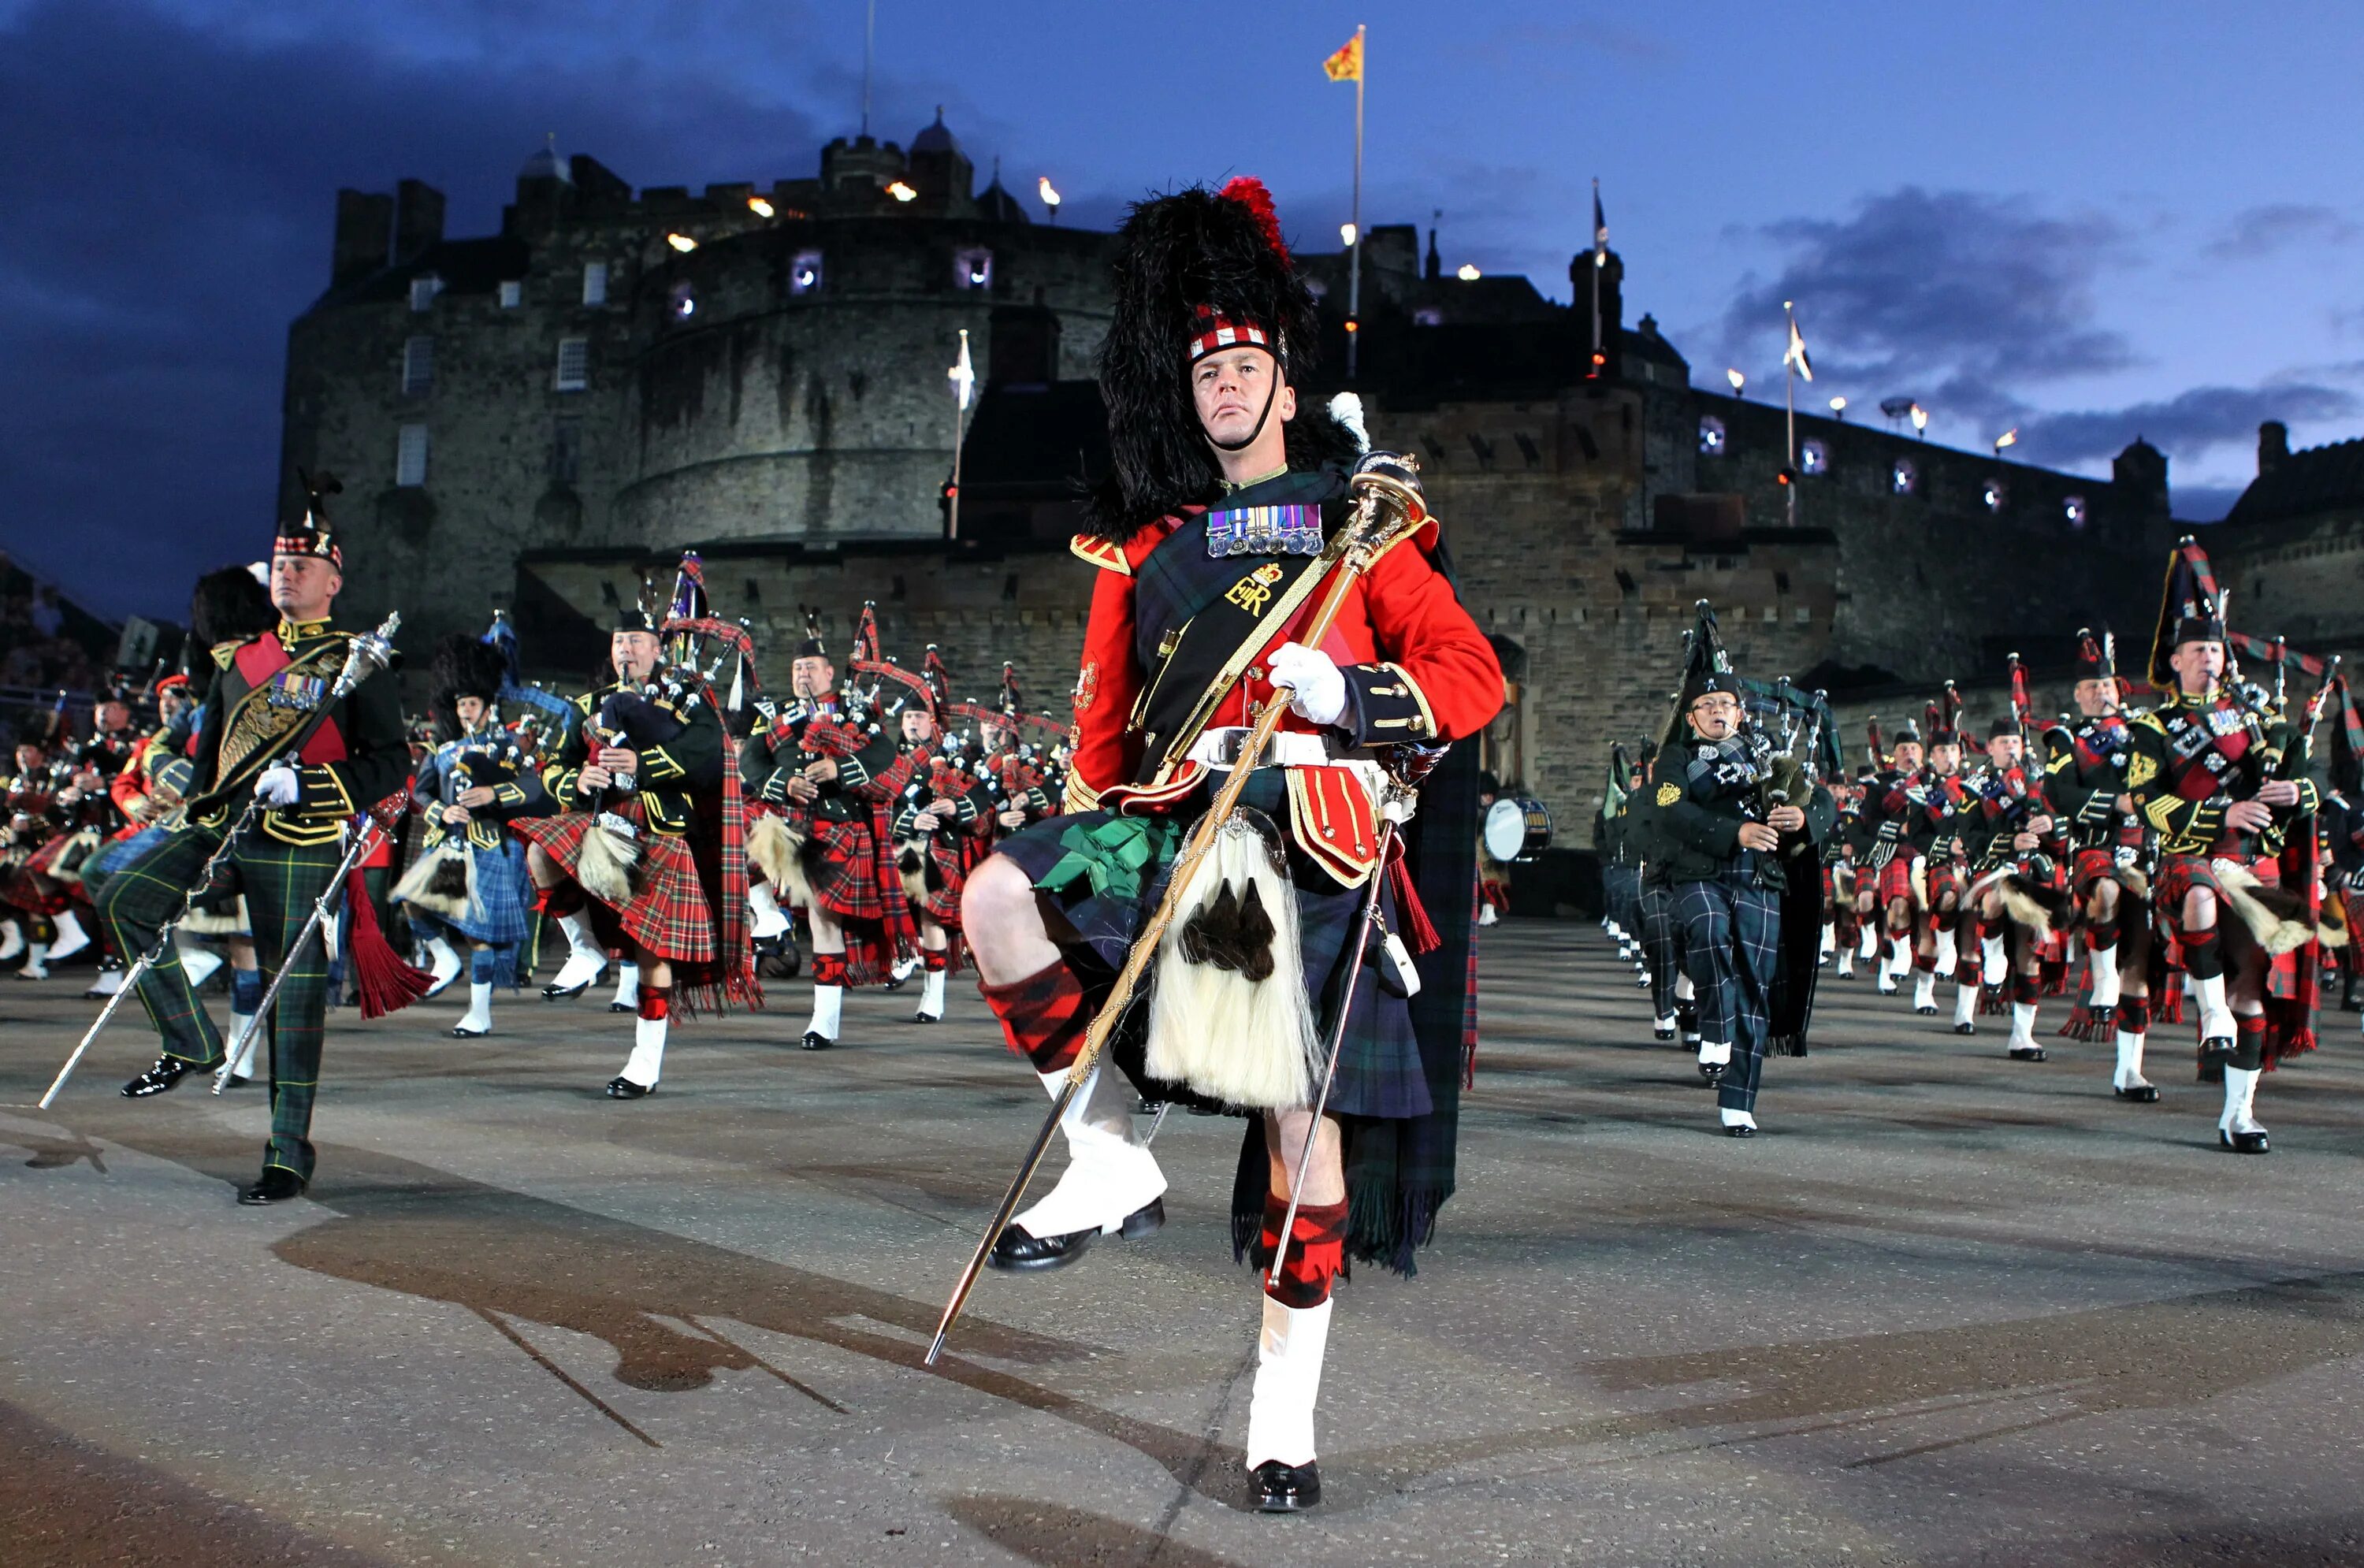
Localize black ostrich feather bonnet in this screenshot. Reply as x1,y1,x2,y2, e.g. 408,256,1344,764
1084,177,1359,542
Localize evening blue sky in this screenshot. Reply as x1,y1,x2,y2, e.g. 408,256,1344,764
4,0,2359,620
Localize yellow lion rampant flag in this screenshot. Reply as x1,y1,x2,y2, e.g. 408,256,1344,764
1323,30,1363,82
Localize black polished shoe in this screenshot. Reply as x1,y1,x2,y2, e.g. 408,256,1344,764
236,1168,307,1205
987,1198,1164,1273
1652,1022,1676,1042
1725,1122,1758,1139
1915,1004,1938,1016
883,968,913,993
540,970,604,1001
121,1056,202,1098
2009,1046,2047,1062
801,1031,834,1051
2219,1126,2269,1154
913,1009,941,1024
608,1000,637,1014
605,1076,654,1099
2114,1083,2161,1102
1252,1459,1321,1513
1953,1022,1976,1036
1136,1097,1165,1116
451,1024,491,1039
1697,1061,1727,1086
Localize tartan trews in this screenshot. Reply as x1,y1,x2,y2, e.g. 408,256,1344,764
95,820,345,1180
95,824,232,1065
1674,871,1782,1113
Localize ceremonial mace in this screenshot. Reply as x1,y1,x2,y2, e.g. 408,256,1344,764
924,453,1430,1367
39,614,402,1109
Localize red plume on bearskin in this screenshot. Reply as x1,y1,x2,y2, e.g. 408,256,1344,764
1219,176,1289,265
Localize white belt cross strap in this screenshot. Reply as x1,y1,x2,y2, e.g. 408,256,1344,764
1185,726,1385,803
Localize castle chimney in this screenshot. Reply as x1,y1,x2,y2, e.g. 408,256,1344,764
2258,419,2289,477
392,179,446,266
331,189,393,285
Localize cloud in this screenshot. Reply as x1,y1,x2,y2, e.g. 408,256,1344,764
1715,187,2134,406
2174,484,2246,523
2202,203,2358,262
2018,380,2359,470
0,0,842,620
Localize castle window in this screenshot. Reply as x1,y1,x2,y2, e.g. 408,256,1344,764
790,250,823,295
582,262,609,307
401,335,433,396
1698,415,1727,455
498,281,522,309
2063,495,2087,527
395,424,429,488
1891,458,1917,495
407,274,442,312
667,281,697,321
549,417,582,485
1799,437,1828,475
554,336,589,392
1983,479,2007,513
953,246,993,290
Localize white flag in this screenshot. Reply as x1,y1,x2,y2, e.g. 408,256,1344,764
1783,312,1813,382
948,329,976,411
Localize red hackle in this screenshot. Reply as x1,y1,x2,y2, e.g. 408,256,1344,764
1219,176,1290,265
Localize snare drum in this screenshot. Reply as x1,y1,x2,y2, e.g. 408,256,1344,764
1483,796,1552,862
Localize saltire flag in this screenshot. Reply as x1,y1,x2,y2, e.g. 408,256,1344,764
1323,30,1363,82
1783,310,1814,381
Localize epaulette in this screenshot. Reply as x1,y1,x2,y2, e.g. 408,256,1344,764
1069,534,1129,575
2129,708,2169,735
210,642,240,670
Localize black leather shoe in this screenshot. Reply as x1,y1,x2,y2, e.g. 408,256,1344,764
883,968,912,993
451,1024,490,1039
1953,1022,1976,1035
2198,1036,2235,1068
541,970,603,1001
2219,1126,2269,1154
1915,1004,1938,1016
1725,1122,1757,1139
606,1076,654,1098
913,1009,941,1024
236,1168,307,1205
2009,1046,2047,1062
2115,1083,2161,1102
1136,1097,1165,1116
801,1031,834,1050
1697,1061,1727,1085
121,1056,202,1098
1252,1459,1321,1512
608,999,636,1014
1652,1022,1675,1041
987,1198,1164,1273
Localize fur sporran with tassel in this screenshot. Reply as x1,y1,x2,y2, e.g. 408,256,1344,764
572,813,643,907
1145,810,1320,1109
392,838,474,921
2211,858,2318,956
745,812,812,908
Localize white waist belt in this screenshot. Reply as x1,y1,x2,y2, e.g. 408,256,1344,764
1187,727,1333,769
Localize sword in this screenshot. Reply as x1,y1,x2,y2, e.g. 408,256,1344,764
211,819,382,1094
924,452,1432,1368
1268,801,1407,1290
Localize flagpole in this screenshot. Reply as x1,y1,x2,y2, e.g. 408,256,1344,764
1347,23,1365,381
1589,176,1602,379
1778,298,1797,529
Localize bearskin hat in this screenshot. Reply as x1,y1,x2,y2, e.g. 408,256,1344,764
429,631,507,720
188,563,277,653
276,469,343,568
1084,178,1360,542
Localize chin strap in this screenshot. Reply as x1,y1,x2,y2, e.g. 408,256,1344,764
1205,373,1283,455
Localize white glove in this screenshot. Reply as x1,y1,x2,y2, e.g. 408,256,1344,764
1267,641,1347,728
253,764,301,805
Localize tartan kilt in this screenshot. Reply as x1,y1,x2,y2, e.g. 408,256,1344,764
2154,851,2267,925
905,828,974,927
1926,860,1964,908
1875,852,1921,906
808,816,890,922
511,808,714,964
2070,845,2122,898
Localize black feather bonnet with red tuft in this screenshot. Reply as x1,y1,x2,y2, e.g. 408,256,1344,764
1084,177,1358,543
